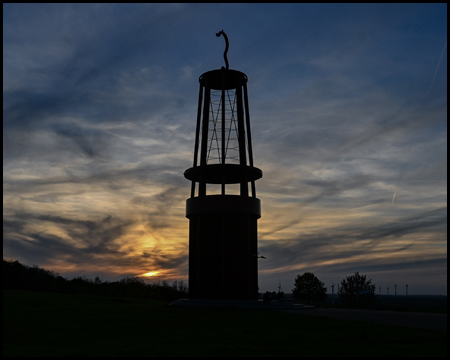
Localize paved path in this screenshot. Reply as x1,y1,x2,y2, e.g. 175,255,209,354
281,308,447,332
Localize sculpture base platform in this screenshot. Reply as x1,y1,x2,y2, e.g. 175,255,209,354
170,299,313,309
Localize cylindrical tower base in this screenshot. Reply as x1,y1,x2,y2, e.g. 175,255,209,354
187,195,260,300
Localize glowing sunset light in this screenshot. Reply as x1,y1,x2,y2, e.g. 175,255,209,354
142,271,160,277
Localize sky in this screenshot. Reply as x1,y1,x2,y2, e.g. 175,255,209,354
3,3,447,295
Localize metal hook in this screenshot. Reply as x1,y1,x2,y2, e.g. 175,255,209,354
216,30,229,70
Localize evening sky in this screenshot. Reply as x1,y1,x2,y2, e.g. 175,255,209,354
3,4,447,294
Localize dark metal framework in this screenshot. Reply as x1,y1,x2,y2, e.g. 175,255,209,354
185,69,262,198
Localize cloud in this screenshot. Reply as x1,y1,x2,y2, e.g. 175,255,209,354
258,206,446,276
3,211,188,280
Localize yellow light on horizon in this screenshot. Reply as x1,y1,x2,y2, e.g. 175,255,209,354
142,271,160,277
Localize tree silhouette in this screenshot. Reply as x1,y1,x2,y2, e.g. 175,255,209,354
3,258,188,302
338,271,376,308
292,272,327,305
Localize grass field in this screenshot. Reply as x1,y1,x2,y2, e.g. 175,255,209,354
3,290,447,357
323,294,448,314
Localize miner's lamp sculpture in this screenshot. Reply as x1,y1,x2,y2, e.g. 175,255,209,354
184,31,262,300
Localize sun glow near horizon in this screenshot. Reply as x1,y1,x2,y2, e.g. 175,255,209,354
141,271,160,277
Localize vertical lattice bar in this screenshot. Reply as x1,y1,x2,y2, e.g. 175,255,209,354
221,90,226,164
236,84,246,166
221,71,226,194
199,83,210,196
191,83,204,198
236,80,248,196
243,82,256,198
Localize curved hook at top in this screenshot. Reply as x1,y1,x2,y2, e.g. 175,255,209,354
216,30,229,70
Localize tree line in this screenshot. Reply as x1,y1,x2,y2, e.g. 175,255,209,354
292,271,376,308
3,259,188,302
4,258,376,307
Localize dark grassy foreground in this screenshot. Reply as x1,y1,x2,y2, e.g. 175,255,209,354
323,294,447,314
3,290,446,357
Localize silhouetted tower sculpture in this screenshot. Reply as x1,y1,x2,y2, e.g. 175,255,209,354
184,31,263,300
